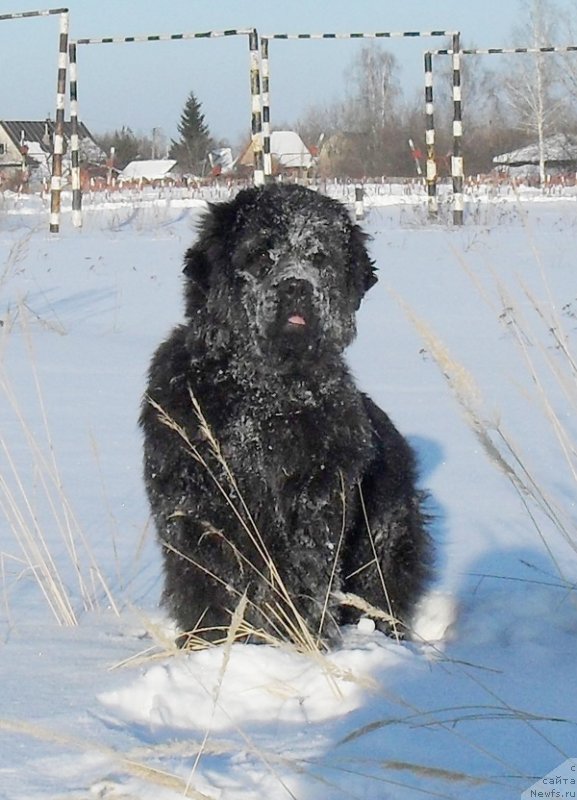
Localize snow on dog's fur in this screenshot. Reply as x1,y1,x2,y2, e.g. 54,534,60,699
140,184,432,645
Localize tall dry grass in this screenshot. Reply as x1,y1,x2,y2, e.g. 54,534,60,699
0,303,118,625
392,225,577,587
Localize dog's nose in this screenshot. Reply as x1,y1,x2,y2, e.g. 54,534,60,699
281,277,311,301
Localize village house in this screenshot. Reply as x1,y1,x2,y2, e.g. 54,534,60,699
238,130,314,178
493,133,577,181
0,119,105,189
118,159,178,186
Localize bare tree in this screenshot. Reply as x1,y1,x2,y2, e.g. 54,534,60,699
345,45,401,126
295,20,571,181
342,44,403,175
295,100,347,150
503,0,564,183
555,0,577,114
295,45,406,177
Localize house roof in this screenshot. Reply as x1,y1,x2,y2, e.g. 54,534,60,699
1,120,106,169
1,119,96,148
270,131,313,169
493,133,577,165
119,159,177,181
240,130,313,169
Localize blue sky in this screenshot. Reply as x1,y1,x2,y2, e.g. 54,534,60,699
0,0,572,146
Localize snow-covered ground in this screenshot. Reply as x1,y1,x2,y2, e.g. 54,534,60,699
1,189,576,799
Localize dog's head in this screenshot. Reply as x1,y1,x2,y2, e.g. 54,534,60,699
183,184,377,372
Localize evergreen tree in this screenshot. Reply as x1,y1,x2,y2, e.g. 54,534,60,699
170,92,213,176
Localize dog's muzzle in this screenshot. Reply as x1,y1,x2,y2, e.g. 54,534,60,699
269,260,321,331
276,277,315,334
251,259,335,369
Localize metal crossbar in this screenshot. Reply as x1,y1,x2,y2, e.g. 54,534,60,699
0,8,66,21
75,28,254,45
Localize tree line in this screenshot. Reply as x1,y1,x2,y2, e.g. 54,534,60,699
96,0,577,181
295,0,577,179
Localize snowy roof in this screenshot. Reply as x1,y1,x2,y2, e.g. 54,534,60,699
270,131,313,169
240,130,313,169
119,159,178,181
493,133,577,165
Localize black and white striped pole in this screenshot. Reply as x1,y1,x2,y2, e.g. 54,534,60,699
424,51,437,215
263,30,458,41
69,41,81,228
435,44,577,56
49,9,69,233
451,33,464,226
75,27,254,45
0,7,67,21
354,186,365,220
408,139,423,177
249,29,265,186
261,37,272,180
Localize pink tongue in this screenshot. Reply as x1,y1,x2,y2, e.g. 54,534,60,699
288,314,307,326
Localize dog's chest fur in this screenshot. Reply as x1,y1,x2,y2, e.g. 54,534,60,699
204,369,374,546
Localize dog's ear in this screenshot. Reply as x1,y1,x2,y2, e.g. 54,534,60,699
182,244,211,312
183,199,238,285
183,243,209,285
349,224,377,308
182,202,228,312
183,200,228,279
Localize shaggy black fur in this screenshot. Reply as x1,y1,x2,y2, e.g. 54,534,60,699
140,183,432,645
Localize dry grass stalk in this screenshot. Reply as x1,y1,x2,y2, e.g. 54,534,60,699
0,434,77,625
472,270,577,559
357,480,402,641
389,279,577,585
0,231,32,291
316,469,348,647
185,592,249,791
333,590,402,628
148,393,324,656
154,391,406,652
0,310,118,624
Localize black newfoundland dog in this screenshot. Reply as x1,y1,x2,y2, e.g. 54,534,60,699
140,184,432,645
